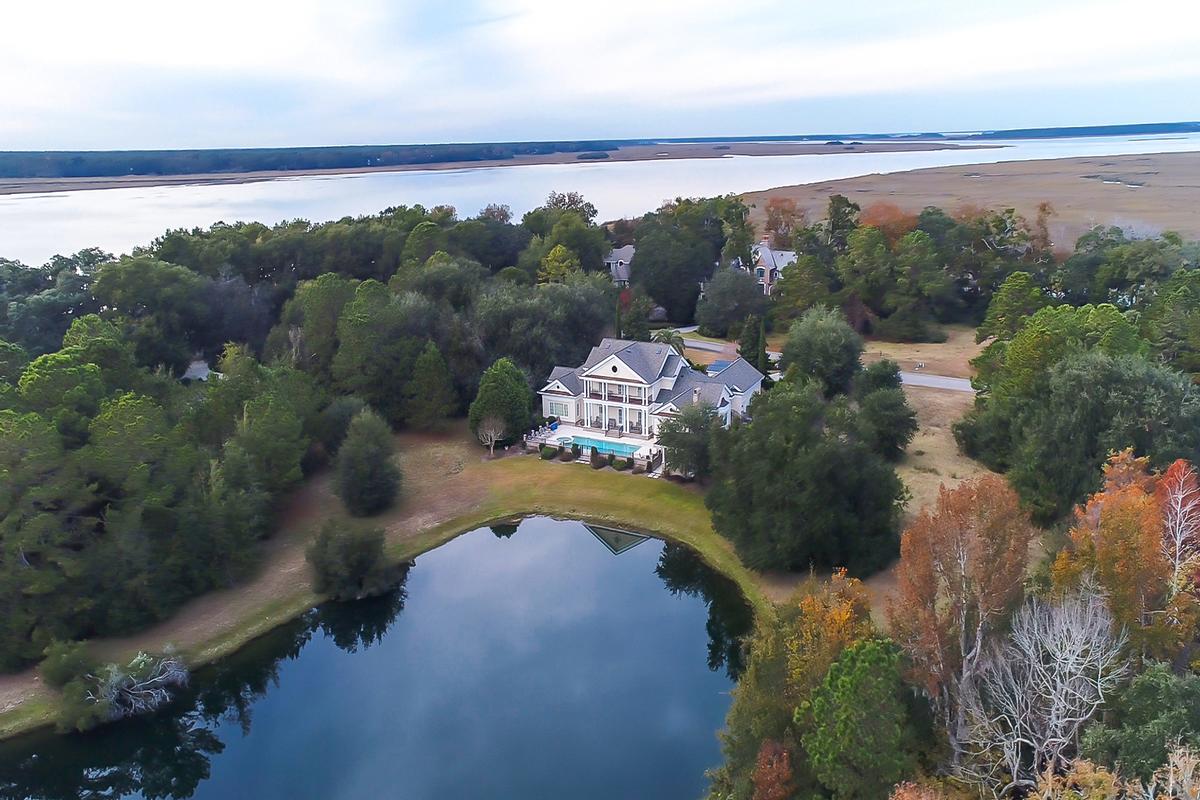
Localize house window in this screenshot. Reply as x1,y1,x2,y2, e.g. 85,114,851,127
548,400,569,418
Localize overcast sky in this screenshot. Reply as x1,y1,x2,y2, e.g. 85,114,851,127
4,0,1199,151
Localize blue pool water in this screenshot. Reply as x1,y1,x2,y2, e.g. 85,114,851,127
571,436,642,457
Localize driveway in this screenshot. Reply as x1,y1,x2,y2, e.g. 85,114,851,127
679,336,975,394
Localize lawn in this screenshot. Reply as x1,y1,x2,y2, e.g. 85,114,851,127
0,424,772,740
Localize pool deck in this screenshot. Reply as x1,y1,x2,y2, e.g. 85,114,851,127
529,423,658,460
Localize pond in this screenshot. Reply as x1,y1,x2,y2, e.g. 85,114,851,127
0,517,753,800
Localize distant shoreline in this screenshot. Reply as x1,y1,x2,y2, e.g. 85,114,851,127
0,141,990,196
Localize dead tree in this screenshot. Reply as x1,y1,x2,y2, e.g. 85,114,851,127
476,416,506,458
960,586,1127,796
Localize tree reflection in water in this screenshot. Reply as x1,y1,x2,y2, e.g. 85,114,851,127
0,566,411,800
654,543,754,679
0,537,750,800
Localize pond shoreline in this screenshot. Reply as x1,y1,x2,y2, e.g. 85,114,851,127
0,433,771,743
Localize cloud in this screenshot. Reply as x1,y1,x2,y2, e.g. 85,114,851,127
2,0,1198,149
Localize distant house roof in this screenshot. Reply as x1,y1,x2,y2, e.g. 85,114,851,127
605,245,635,283
752,242,797,272
710,357,765,394
182,359,214,382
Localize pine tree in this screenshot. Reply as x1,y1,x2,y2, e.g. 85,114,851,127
335,410,401,516
468,357,532,446
403,342,456,430
738,314,761,364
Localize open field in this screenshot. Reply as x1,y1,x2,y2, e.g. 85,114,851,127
0,424,771,740
859,325,982,378
743,151,1200,245
0,141,976,196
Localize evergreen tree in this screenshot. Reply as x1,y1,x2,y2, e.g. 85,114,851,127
335,410,401,516
468,357,532,446
780,307,864,397
403,342,456,430
738,314,770,374
803,639,913,800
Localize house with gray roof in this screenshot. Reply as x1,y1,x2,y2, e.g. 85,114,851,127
733,236,797,296
537,338,763,458
604,245,635,287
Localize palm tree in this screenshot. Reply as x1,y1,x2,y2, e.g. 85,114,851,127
651,328,686,356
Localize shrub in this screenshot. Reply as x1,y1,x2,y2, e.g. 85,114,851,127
306,520,391,600
540,444,557,459
632,463,645,474
41,641,96,689
571,443,581,458
335,410,401,516
558,447,574,461
614,458,630,471
606,452,615,467
590,448,605,469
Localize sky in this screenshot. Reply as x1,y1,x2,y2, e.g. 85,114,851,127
3,0,1200,151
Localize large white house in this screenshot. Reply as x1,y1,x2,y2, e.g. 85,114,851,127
535,338,763,460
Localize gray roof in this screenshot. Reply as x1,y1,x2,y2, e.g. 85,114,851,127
656,369,729,409
753,243,797,272
605,244,635,264
606,245,635,283
546,366,583,394
711,357,764,393
580,338,678,383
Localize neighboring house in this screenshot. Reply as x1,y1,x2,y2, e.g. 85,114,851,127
538,339,763,453
604,244,635,287
734,237,797,296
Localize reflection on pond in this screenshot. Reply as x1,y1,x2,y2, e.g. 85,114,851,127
0,517,751,800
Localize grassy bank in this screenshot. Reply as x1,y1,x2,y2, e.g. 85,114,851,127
0,430,771,741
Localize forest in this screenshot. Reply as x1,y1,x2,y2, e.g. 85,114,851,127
3,186,1200,797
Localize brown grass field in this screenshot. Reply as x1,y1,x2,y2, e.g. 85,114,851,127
743,151,1200,247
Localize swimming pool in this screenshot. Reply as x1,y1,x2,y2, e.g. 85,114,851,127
571,436,642,458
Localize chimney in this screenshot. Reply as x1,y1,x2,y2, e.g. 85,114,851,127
692,387,700,404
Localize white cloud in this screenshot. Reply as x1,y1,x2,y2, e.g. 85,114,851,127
2,0,1198,148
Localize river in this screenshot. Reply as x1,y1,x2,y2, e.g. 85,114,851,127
0,517,752,800
3,134,1200,266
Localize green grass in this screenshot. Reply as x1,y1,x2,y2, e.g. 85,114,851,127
0,443,772,741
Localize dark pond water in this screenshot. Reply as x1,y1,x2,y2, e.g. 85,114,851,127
0,517,752,800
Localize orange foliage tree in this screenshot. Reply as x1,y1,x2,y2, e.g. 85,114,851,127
763,197,804,249
1052,450,1199,657
751,739,796,800
888,474,1036,764
859,202,919,246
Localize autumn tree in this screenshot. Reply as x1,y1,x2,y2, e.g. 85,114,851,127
710,571,874,799
751,740,796,800
888,475,1036,765
859,202,918,246
1157,459,1200,600
1052,451,1196,657
763,197,803,249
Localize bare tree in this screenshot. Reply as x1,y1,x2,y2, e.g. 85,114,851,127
959,586,1127,796
1158,460,1200,599
476,415,506,457
84,650,190,721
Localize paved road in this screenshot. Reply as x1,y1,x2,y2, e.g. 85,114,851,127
679,336,975,394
